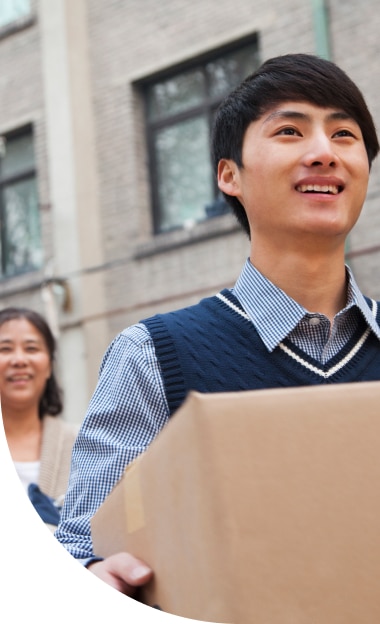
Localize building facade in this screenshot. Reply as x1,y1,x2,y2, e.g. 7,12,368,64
1,0,380,423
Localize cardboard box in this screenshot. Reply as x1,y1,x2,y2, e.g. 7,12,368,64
91,382,380,623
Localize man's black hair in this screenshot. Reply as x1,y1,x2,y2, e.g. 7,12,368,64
211,53,380,235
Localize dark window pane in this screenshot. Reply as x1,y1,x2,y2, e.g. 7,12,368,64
1,133,35,179
147,69,205,121
155,116,213,231
2,178,42,276
144,38,259,233
207,45,260,98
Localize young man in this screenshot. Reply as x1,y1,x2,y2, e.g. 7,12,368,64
56,53,380,594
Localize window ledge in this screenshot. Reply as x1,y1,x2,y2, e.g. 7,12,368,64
0,13,35,40
134,213,242,259
0,268,45,299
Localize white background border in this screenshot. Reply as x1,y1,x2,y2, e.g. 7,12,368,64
0,408,204,624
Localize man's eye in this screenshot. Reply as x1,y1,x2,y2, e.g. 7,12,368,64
277,127,299,136
334,129,355,138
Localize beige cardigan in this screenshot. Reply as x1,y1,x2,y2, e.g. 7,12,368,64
38,415,79,502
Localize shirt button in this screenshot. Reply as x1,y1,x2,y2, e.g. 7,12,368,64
309,317,321,326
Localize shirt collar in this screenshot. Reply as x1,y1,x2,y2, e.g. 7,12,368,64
232,258,380,351
346,267,380,340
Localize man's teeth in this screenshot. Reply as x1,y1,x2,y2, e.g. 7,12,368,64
297,184,339,194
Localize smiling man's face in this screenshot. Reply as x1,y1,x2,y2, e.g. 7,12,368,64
218,100,370,252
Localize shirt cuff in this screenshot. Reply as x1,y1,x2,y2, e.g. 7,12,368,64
80,556,104,568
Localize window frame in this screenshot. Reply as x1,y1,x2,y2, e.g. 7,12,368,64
0,124,41,279
139,34,259,236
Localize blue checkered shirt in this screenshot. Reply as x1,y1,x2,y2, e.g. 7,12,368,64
55,259,380,561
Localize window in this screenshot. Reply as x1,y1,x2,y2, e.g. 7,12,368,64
0,127,43,278
0,0,31,28
143,37,260,234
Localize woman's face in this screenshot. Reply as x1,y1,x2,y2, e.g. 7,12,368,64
0,318,52,414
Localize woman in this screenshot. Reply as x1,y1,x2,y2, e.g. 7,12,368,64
0,306,78,529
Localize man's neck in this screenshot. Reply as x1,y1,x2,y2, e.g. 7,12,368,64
250,246,348,323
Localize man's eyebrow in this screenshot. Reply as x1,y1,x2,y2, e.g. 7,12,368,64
263,109,355,124
263,110,309,124
327,111,355,122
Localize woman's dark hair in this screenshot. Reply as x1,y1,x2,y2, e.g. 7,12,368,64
0,307,63,418
211,53,380,235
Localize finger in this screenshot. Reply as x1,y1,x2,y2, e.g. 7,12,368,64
88,552,153,592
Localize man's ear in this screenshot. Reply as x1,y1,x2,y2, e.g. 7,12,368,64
217,159,241,197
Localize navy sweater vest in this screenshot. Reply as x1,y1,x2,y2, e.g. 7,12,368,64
141,289,380,416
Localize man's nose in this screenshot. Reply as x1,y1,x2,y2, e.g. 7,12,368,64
303,132,337,168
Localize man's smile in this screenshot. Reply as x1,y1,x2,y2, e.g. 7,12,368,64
296,183,341,195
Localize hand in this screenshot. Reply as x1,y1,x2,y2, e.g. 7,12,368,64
87,552,153,595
